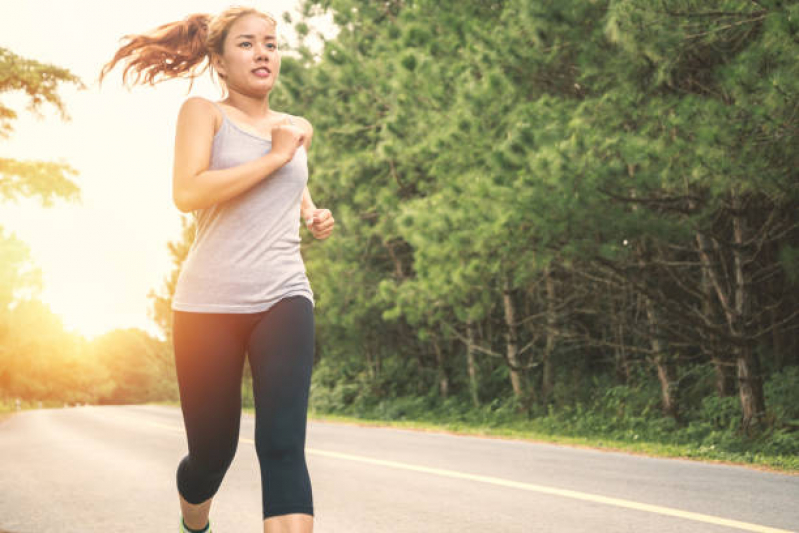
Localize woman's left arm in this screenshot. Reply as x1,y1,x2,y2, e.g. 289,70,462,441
296,116,335,240
296,116,316,221
301,185,317,221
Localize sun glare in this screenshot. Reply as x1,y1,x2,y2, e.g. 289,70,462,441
56,302,116,340
0,0,335,344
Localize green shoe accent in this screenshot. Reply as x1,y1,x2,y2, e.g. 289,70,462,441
180,516,211,532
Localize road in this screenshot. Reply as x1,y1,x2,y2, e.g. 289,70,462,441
0,405,796,532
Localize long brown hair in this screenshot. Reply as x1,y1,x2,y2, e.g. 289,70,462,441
99,6,277,89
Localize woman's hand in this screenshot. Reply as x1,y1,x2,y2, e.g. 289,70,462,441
304,208,335,240
271,118,305,163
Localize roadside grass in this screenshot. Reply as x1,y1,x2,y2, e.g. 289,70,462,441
3,397,795,475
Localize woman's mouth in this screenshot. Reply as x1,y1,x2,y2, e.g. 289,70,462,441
252,67,271,78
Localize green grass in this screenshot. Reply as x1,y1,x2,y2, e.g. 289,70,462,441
169,399,799,475
4,398,795,475
299,409,798,475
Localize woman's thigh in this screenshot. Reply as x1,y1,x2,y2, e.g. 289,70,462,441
246,296,315,440
172,311,252,461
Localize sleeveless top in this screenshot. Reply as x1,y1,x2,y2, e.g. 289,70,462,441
171,100,315,313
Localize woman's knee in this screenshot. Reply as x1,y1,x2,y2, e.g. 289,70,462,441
177,453,233,503
255,424,305,461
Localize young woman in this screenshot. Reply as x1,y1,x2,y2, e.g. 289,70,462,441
100,7,334,533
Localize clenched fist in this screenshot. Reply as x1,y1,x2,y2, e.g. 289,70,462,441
304,208,335,240
271,117,305,163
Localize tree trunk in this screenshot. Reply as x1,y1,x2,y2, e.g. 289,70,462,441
635,236,680,423
432,337,449,398
730,195,766,432
644,295,681,422
698,250,736,397
465,319,480,407
364,341,375,379
628,177,679,421
737,344,766,433
502,275,526,403
613,288,631,385
542,265,556,409
695,191,767,432
771,306,786,370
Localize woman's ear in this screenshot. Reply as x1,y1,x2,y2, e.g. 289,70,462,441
211,53,226,79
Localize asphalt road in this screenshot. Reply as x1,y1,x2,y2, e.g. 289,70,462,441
0,405,796,532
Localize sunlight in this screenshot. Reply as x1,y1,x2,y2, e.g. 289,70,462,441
54,299,117,340
0,0,335,341
1,200,168,341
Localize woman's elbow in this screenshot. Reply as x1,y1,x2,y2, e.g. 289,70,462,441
172,187,194,213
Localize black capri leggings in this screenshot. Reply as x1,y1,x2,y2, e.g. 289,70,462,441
172,295,315,520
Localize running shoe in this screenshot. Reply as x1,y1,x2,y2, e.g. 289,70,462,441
179,516,212,532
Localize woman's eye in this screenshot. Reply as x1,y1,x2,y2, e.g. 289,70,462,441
239,42,276,51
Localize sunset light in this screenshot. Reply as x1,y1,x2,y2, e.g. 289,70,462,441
0,0,332,339
2,1,798,531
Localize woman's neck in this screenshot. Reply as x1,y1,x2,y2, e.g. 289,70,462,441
224,90,273,119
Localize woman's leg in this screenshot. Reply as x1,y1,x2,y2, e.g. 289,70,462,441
173,310,250,529
246,296,315,531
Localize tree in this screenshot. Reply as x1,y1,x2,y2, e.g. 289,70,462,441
0,48,83,402
0,47,82,206
158,0,798,440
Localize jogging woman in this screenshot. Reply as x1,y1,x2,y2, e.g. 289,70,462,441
100,7,334,532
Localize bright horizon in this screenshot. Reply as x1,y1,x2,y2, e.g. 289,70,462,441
0,0,336,340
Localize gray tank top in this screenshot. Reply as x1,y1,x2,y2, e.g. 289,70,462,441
171,100,314,313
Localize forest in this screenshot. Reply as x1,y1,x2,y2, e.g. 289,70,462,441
2,0,798,469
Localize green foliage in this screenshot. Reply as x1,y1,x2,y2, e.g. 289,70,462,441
270,0,799,448
91,329,176,404
0,227,42,310
0,158,80,206
309,367,799,467
7,1,798,471
0,46,82,319
0,48,107,408
0,48,82,209
0,47,84,137
699,394,743,431
764,366,799,427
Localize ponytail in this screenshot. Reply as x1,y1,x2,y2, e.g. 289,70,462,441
99,7,278,90
99,13,212,88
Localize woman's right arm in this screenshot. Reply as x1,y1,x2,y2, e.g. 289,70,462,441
171,97,295,213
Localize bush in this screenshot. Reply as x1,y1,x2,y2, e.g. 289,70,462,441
698,395,742,431
765,366,799,428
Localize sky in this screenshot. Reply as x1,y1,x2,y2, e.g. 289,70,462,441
0,0,336,340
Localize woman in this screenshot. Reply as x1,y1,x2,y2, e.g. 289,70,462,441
100,7,334,533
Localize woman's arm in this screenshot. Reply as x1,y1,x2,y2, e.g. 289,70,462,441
294,115,318,221
172,97,298,213
301,185,317,221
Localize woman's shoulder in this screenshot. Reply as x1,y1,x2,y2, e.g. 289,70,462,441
286,113,313,149
179,96,223,120
289,114,312,130
179,95,217,110
177,96,223,131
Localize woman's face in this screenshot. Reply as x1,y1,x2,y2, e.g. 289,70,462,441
214,14,280,97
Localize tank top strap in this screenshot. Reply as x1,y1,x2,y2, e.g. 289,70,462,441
208,99,293,133
208,99,226,117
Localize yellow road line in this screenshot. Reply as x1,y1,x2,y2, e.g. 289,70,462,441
142,417,794,533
